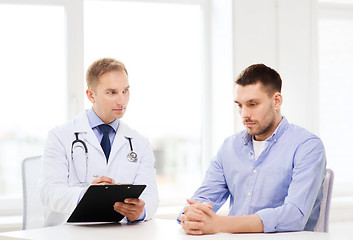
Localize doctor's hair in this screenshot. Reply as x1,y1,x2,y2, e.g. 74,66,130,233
235,64,282,96
86,58,128,89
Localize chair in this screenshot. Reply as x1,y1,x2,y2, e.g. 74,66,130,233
22,156,45,230
314,168,334,232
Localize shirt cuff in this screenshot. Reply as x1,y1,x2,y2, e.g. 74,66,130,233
77,187,88,205
136,208,146,221
127,208,146,223
256,208,278,233
176,210,184,224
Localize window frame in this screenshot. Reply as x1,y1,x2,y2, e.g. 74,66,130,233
0,0,82,214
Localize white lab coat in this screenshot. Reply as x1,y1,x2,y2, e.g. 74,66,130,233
39,111,159,226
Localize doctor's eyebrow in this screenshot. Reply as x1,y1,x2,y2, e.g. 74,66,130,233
105,86,130,92
122,86,130,92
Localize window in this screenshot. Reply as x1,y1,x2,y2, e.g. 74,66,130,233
84,0,204,203
0,1,234,220
0,4,66,197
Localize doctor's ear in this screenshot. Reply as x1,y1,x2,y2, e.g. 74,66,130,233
86,89,96,104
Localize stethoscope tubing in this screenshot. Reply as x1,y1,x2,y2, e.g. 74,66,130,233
71,132,88,184
71,132,138,183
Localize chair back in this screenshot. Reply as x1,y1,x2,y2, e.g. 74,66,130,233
314,168,334,232
22,156,45,230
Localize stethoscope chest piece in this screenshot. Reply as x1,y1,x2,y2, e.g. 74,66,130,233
125,136,138,162
127,151,138,162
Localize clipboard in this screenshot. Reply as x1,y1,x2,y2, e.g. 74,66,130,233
67,184,146,223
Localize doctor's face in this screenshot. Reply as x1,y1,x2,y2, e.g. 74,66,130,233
234,82,282,141
86,70,130,124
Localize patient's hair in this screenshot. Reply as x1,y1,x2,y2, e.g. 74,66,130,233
235,64,282,96
86,58,128,89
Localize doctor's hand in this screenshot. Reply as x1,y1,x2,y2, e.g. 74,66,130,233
91,176,115,185
180,199,218,235
113,198,145,222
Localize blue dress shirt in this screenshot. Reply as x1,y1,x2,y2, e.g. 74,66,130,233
181,117,326,233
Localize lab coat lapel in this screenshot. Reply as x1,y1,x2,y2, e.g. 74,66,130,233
73,111,102,153
109,121,131,164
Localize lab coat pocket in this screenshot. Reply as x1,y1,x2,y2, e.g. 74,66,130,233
114,156,140,184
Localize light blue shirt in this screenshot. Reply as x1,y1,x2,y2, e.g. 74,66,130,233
87,108,119,144
81,108,145,221
179,117,326,232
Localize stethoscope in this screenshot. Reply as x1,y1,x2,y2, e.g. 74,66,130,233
125,136,138,163
71,132,138,183
71,132,88,183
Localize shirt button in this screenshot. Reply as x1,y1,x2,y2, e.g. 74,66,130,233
247,192,251,196
253,169,257,173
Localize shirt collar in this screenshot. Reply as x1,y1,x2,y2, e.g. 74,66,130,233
242,116,289,144
87,108,119,132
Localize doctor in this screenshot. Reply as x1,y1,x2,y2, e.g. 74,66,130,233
39,58,159,227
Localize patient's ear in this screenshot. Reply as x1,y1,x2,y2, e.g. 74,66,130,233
273,92,282,110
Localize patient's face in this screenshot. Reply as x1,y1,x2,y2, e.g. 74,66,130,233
234,82,280,141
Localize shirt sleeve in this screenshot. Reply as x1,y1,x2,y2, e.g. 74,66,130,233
256,137,326,232
177,147,230,223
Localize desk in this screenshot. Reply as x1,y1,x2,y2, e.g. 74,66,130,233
0,219,346,240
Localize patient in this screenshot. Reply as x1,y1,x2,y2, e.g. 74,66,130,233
178,64,326,235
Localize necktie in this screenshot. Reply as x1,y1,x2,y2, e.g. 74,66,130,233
98,124,113,161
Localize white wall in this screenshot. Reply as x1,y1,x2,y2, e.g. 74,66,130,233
232,0,318,134
232,0,353,222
